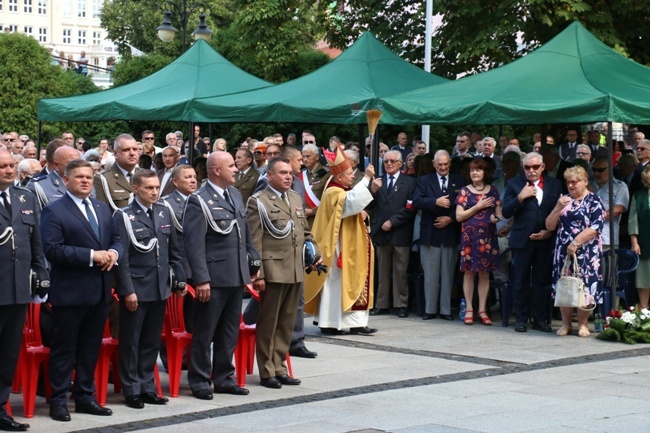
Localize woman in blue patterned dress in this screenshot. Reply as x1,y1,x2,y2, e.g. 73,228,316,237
455,158,503,325
546,166,605,337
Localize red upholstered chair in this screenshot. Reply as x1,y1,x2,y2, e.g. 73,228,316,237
234,284,293,387
95,290,163,405
19,302,51,418
162,285,194,397
94,320,120,406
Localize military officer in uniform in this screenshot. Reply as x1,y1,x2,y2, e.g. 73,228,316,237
234,148,259,204
27,146,80,208
183,151,259,399
93,134,140,337
113,170,186,409
247,158,319,389
0,150,48,432
159,165,197,370
93,134,140,211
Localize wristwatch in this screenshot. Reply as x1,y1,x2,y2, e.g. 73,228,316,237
572,241,580,247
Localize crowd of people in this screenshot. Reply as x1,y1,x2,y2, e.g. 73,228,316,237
1,125,649,431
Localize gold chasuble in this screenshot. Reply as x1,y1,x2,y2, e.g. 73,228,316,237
304,184,374,315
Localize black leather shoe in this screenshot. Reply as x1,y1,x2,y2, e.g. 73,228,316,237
125,395,144,409
276,374,301,385
320,327,347,335
422,313,437,320
439,314,454,321
192,389,213,400
515,322,527,332
349,326,378,335
260,377,282,389
0,415,29,431
369,308,389,316
532,322,553,333
398,307,409,318
140,392,168,405
215,384,249,395
75,400,112,416
49,405,71,422
290,346,317,358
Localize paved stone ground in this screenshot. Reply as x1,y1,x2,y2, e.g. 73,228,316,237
12,309,650,433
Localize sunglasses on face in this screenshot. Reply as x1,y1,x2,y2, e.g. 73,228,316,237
303,140,315,144
592,167,607,173
524,164,542,171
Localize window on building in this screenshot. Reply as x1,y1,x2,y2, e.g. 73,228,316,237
63,28,71,44
24,0,32,13
92,31,102,45
38,27,46,42
9,0,17,13
92,0,101,19
77,0,85,18
77,30,86,45
23,26,33,36
38,0,46,15
62,0,71,17
0,1,3,12
9,24,18,32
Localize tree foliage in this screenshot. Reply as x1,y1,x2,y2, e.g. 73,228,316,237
432,0,650,77
0,33,98,140
101,0,235,58
221,0,329,82
324,1,426,67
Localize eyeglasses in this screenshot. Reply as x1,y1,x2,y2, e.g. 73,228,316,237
143,137,154,141
593,167,607,173
254,151,266,156
3,138,14,142
267,152,280,157
636,147,649,152
303,140,315,144
575,152,590,156
523,164,542,171
566,179,585,185
383,159,399,164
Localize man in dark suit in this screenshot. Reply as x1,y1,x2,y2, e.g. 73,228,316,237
93,133,140,212
157,146,179,198
234,148,260,204
183,151,259,400
391,132,412,162
369,150,416,318
635,139,650,174
413,150,464,320
40,160,122,422
559,128,579,161
114,170,186,409
247,158,316,388
502,152,562,333
0,150,48,432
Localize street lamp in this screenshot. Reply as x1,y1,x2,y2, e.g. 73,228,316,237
156,1,213,52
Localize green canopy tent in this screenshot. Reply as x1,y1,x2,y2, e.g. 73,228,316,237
190,31,448,124
37,39,272,122
380,21,650,125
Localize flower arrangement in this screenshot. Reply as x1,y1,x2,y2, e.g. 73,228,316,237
596,306,650,344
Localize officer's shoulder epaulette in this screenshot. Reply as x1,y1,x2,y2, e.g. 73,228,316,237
31,173,47,183
251,191,263,199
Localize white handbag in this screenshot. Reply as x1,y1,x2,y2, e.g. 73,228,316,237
554,253,595,311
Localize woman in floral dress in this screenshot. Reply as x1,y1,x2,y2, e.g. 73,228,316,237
546,166,605,337
455,158,502,325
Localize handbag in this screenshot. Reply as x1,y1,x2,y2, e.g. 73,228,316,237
554,253,595,311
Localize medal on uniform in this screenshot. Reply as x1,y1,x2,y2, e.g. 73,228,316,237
208,200,214,205
129,215,136,221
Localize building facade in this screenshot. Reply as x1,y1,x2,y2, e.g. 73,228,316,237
0,0,117,72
